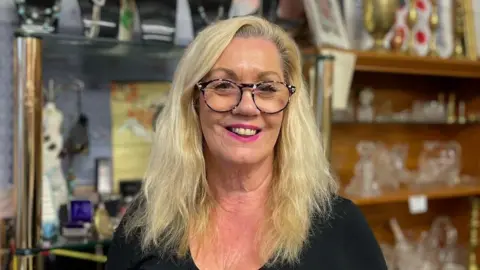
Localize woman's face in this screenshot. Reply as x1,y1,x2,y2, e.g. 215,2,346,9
199,37,285,166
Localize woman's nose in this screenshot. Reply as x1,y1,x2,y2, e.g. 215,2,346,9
232,89,260,116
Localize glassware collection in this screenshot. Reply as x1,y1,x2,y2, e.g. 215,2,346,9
333,88,479,124
345,140,476,198
381,217,467,270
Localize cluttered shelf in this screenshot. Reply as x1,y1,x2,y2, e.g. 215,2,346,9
302,47,480,79
343,182,480,206
355,51,480,79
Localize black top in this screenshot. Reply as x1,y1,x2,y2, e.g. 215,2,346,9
106,197,387,270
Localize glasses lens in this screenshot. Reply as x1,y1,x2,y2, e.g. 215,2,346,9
203,80,241,112
254,82,290,113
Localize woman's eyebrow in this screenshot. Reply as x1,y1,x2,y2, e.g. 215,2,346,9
204,68,282,81
257,71,282,81
205,68,238,80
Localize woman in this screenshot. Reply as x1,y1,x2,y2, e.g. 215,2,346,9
107,16,387,270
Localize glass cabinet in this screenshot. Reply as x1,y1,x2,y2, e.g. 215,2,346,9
11,32,333,270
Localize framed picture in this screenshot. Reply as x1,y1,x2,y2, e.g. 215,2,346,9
95,157,113,195
110,82,171,193
68,199,93,224
302,0,351,49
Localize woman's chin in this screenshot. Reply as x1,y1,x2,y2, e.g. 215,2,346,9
220,151,270,166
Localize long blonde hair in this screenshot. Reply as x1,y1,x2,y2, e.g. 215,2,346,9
124,15,338,266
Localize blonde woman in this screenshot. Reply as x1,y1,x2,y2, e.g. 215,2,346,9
106,16,386,270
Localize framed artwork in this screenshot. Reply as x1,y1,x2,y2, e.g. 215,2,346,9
110,82,171,193
302,0,351,49
95,157,113,195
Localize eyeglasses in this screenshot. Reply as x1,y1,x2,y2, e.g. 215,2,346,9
196,79,296,114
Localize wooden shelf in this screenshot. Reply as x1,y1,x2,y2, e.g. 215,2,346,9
343,183,480,206
355,51,480,79
302,47,480,78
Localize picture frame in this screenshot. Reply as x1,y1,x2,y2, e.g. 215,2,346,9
95,157,113,195
68,199,93,224
110,82,171,193
302,0,351,50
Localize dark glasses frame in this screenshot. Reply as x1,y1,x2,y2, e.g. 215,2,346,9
195,78,296,114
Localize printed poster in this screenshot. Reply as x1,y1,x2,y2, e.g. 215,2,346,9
110,82,170,192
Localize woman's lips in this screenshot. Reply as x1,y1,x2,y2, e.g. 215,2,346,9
225,127,261,142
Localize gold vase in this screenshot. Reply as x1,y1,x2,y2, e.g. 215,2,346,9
364,0,401,51
428,0,440,56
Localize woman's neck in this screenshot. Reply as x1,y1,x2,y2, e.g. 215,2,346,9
205,156,273,215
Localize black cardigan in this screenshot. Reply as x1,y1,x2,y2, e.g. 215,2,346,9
106,196,387,270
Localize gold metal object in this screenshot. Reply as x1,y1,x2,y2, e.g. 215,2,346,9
469,197,479,270
94,203,114,240
463,0,478,60
458,101,466,124
428,0,440,57
468,113,478,123
453,0,465,58
13,36,43,270
407,0,418,55
363,0,401,52
50,249,107,263
447,93,457,124
437,93,447,122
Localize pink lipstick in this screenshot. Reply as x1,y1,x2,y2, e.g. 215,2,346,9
225,124,262,143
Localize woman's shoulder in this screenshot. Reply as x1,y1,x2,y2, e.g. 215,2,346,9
105,198,155,269
301,195,387,269
310,196,367,236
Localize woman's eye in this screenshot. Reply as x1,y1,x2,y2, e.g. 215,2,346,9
215,83,232,89
258,85,277,92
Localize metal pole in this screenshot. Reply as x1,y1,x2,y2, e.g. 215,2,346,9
13,36,43,270
319,56,334,162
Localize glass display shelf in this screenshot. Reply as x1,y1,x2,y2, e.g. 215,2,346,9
17,32,330,86
15,237,111,256
19,32,184,84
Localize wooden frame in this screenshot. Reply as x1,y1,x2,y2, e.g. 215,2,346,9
302,0,351,50
94,157,113,195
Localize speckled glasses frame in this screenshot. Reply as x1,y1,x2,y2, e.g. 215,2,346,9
196,79,296,114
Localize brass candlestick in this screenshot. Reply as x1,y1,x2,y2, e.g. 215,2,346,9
364,0,401,52
453,0,465,58
447,93,457,124
407,0,418,55
458,101,466,124
469,197,479,270
428,0,440,56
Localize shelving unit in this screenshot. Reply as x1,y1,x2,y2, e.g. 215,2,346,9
321,48,480,268
355,50,480,79
344,183,480,206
